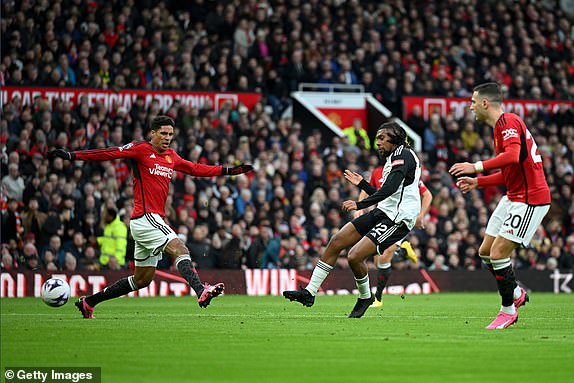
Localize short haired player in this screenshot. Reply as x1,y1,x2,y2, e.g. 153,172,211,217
450,82,550,329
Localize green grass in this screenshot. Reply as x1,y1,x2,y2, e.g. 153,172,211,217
2,293,573,383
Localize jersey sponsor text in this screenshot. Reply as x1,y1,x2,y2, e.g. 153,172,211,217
149,164,174,178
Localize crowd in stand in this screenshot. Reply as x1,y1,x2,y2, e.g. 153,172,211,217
1,0,574,273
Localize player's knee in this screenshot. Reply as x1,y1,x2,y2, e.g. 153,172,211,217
380,248,394,263
134,275,153,288
165,238,188,257
489,248,511,261
173,244,189,257
329,232,348,251
478,243,490,258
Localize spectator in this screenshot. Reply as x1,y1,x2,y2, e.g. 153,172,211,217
343,119,371,150
106,256,122,271
187,224,215,270
1,249,15,270
64,232,86,262
63,252,77,271
406,105,427,137
215,224,244,269
41,248,57,271
246,222,280,269
1,198,23,246
2,163,25,201
21,242,40,270
97,208,128,269
80,246,100,271
43,235,65,266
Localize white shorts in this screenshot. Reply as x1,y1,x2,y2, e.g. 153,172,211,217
485,196,550,247
129,213,178,267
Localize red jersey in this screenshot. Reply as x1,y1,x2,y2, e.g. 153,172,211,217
370,166,428,195
74,141,223,218
490,113,550,205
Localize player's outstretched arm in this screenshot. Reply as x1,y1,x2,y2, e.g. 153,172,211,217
50,143,142,162
175,157,253,177
450,143,520,177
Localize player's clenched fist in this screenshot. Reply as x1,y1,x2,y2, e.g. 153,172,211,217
449,162,476,176
48,149,76,161
456,176,478,193
342,200,358,212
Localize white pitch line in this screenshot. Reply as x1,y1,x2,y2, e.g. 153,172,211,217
0,312,561,320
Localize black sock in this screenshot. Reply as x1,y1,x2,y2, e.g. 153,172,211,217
480,256,495,277
85,276,136,307
375,267,392,301
176,256,204,296
486,264,495,276
493,265,517,307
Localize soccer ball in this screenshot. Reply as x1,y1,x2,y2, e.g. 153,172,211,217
41,278,70,307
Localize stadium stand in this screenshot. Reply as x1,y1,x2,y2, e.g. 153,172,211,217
1,0,573,272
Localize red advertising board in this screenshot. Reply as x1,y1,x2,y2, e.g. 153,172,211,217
1,269,430,298
301,92,368,129
403,96,573,120
4,268,569,298
316,108,366,129
0,86,262,113
0,269,300,298
2,268,569,298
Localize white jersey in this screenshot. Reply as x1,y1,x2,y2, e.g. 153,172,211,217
376,145,421,229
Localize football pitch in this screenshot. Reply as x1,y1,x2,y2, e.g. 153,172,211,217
2,293,573,383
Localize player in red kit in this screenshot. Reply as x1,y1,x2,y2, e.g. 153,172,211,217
344,169,432,308
450,83,550,329
50,115,253,318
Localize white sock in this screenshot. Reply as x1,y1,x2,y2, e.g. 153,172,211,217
377,261,391,269
175,254,192,267
306,261,333,296
513,285,522,300
355,275,371,299
500,305,516,315
127,275,138,290
491,258,512,270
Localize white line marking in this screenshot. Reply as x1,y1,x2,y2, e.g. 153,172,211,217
0,313,559,320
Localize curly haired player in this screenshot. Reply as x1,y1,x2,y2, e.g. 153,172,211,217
283,122,421,318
